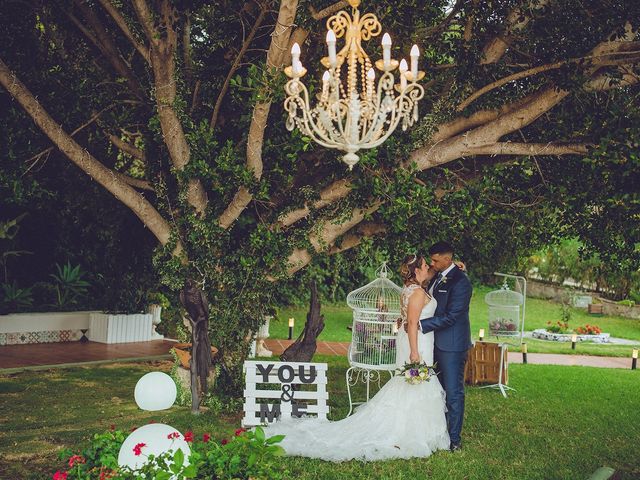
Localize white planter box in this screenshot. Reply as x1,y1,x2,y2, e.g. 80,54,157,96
532,328,610,343
89,313,153,344
0,311,98,345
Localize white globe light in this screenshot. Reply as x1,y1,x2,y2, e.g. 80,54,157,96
134,372,177,411
118,423,190,472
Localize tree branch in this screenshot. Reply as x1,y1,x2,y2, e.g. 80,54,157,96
96,0,150,62
133,0,207,216
72,0,144,98
469,141,590,156
285,203,380,275
459,47,640,111
131,0,157,47
309,1,348,21
327,223,386,255
218,0,299,229
0,58,175,250
107,133,145,160
277,178,352,228
210,3,268,130
24,106,115,173
481,0,549,64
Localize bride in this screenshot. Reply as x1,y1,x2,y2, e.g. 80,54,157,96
265,254,450,462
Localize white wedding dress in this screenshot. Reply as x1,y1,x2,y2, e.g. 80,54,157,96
265,284,450,461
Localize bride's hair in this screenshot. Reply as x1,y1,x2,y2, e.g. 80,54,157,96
400,254,425,284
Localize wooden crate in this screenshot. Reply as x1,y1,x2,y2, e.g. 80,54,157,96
588,303,604,315
464,341,508,385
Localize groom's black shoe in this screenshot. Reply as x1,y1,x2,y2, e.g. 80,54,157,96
449,442,462,452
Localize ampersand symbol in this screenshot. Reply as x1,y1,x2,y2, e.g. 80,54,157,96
280,384,294,402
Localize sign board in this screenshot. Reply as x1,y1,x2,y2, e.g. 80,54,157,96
242,360,329,427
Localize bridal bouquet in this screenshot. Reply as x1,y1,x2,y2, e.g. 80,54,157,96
397,362,437,385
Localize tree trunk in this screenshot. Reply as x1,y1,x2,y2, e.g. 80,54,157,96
280,280,325,362
179,278,212,413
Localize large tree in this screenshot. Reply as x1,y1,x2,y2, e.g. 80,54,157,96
1,0,639,409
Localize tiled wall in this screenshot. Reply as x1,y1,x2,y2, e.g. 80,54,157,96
0,329,83,345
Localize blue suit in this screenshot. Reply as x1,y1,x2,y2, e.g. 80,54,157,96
419,265,472,445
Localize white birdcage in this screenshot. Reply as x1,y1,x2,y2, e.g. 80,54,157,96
346,263,402,370
485,282,524,337
344,262,402,416
480,274,527,398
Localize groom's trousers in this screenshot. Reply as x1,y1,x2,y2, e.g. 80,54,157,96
434,346,468,445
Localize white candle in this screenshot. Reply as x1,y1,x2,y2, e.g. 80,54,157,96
366,67,375,101
322,70,330,100
291,43,301,75
382,33,391,70
410,44,419,80
326,30,337,67
399,59,408,90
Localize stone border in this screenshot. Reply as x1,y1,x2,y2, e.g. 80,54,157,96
532,328,610,343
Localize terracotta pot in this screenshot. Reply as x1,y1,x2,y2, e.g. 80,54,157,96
172,342,219,369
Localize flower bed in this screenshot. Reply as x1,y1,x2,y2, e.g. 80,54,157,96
531,329,610,343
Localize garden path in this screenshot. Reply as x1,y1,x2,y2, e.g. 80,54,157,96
0,338,635,372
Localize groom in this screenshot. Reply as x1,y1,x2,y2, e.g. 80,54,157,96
419,241,472,452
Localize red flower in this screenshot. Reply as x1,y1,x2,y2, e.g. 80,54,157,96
53,471,67,480
167,432,180,440
221,438,229,445
183,431,194,442
68,455,85,467
109,424,115,431
202,433,211,443
234,428,246,436
133,442,146,456
99,467,117,480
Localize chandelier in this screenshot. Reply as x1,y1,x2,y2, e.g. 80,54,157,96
284,0,425,170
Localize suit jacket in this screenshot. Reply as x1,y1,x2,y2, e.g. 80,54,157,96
419,265,473,352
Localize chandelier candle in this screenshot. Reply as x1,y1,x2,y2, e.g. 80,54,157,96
326,30,337,67
382,33,392,70
283,0,425,170
410,45,419,80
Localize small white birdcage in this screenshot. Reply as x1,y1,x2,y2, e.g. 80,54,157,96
485,282,524,337
480,273,527,398
344,263,402,416
346,263,402,370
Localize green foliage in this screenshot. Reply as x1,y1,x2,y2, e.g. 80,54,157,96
1,0,639,404
528,238,640,301
49,261,91,308
197,427,288,480
0,281,33,314
51,427,286,480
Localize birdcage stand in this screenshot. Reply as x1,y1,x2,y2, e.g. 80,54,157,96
480,272,527,398
345,366,394,416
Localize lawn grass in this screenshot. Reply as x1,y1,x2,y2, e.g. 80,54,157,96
1,358,639,479
271,285,640,357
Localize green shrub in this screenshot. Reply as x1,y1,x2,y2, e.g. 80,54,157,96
52,426,287,480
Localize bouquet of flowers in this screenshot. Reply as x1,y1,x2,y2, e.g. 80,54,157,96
396,362,437,385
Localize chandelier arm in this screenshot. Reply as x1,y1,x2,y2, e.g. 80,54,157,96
285,80,343,148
